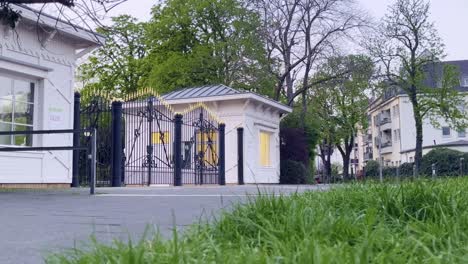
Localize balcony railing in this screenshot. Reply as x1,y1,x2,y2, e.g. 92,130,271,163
381,141,392,148
364,152,373,160
379,117,391,125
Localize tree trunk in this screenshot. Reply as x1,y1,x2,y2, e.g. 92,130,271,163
325,148,332,183
342,153,350,180
410,94,423,176
319,140,333,183
337,135,355,181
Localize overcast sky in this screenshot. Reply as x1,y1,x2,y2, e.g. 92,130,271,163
106,0,468,61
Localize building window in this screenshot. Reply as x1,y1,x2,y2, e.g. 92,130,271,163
0,76,35,146
458,129,466,138
152,131,170,144
462,76,468,87
442,126,451,137
259,131,271,167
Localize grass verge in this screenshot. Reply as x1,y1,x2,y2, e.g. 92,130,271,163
48,178,468,263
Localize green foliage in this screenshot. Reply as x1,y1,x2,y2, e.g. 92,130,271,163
48,178,468,263
280,160,308,184
420,148,466,176
142,0,273,93
313,55,374,178
364,160,379,177
280,108,320,182
78,15,147,96
399,162,415,177
281,109,320,151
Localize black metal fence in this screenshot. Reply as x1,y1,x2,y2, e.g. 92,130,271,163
77,93,112,187
179,104,224,185
73,91,226,187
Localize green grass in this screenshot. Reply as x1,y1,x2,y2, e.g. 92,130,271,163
48,178,468,263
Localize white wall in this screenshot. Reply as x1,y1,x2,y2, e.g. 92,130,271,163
0,23,81,184
242,102,281,184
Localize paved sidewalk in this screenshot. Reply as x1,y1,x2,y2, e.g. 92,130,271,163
0,184,326,263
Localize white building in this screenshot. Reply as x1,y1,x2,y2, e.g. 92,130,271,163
0,5,103,187
356,60,468,171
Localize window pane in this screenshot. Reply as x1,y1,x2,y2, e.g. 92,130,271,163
459,130,466,138
0,76,13,99
0,99,13,122
14,102,34,125
13,125,32,146
442,127,451,136
0,122,12,145
14,80,35,103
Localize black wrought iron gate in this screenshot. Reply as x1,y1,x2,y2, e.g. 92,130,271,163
180,105,222,185
123,96,175,185
78,94,112,187
75,91,225,187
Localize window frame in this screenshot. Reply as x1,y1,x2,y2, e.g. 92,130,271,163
442,126,451,137
458,129,466,138
462,76,468,87
0,74,37,147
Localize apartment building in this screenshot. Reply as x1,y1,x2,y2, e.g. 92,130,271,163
356,60,468,171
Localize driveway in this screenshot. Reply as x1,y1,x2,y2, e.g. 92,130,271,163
0,185,326,264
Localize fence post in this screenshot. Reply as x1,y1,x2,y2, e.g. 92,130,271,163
72,92,81,188
174,114,183,186
460,157,465,176
218,123,226,185
431,163,436,179
237,127,244,185
90,128,97,195
111,101,123,187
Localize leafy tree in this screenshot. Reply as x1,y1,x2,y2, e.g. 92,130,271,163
251,0,368,112
368,0,468,175
142,0,273,94
313,55,374,180
78,15,147,96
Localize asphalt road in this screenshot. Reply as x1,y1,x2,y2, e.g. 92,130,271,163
0,185,326,264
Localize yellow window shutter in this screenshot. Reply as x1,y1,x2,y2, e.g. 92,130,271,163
196,130,218,165
260,131,270,166
152,132,170,144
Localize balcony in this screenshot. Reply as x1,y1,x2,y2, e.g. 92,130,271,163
364,134,373,144
364,152,373,160
379,116,391,125
379,141,393,154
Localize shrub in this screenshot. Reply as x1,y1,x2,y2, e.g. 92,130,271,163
364,160,379,178
280,159,308,184
399,162,414,177
280,128,309,165
383,166,398,177
421,148,464,176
